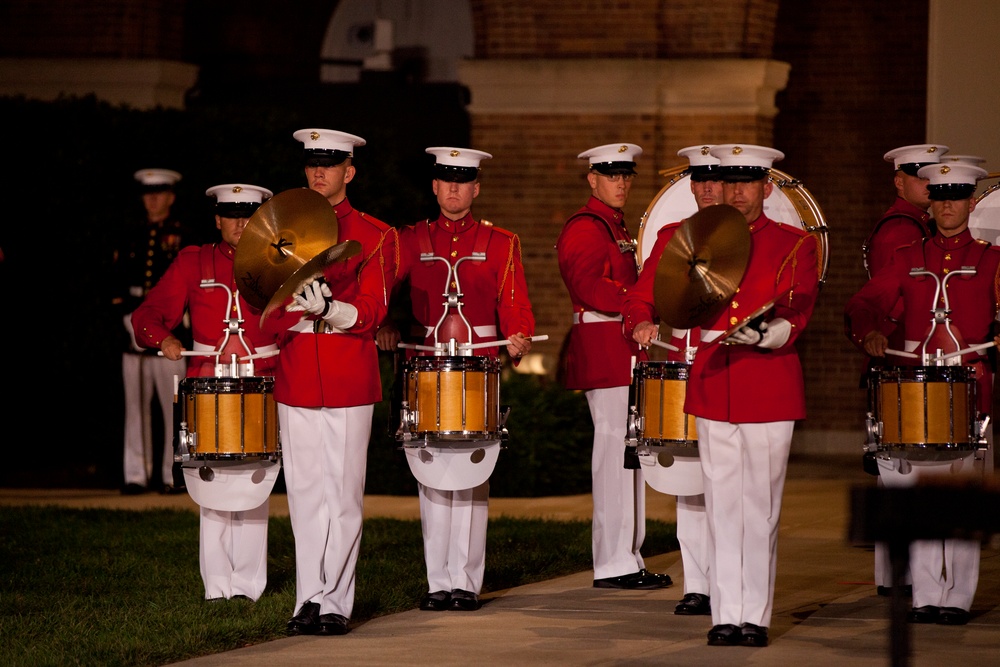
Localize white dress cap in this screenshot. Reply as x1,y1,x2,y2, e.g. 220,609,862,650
134,168,182,186
677,145,720,167
578,143,642,165
293,128,366,154
917,162,988,188
940,155,987,166
205,183,273,204
883,144,949,170
425,147,493,168
709,144,784,169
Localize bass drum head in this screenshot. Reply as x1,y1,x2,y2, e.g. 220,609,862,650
637,165,829,283
969,175,1000,246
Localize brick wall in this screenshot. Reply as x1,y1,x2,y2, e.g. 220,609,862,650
0,0,187,59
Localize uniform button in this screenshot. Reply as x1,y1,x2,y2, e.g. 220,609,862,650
731,301,739,309
450,282,457,288
729,316,738,326
453,236,459,242
450,251,458,258
943,268,950,273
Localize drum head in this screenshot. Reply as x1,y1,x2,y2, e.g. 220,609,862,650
639,451,704,496
404,441,502,491
182,458,280,512
969,176,1000,245
637,165,829,282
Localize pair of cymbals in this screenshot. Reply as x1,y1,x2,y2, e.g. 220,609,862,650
234,188,361,320
653,204,750,330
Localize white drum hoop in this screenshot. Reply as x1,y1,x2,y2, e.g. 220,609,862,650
637,165,830,283
968,173,1000,246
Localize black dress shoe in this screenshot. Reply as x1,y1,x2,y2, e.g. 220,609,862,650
740,623,769,647
449,589,480,611
707,623,741,646
317,613,350,635
877,585,912,597
287,601,320,635
674,592,711,616
121,483,148,496
419,590,451,611
937,607,970,625
594,569,672,590
161,483,187,495
906,605,940,623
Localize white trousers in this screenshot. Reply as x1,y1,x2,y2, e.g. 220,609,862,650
418,481,489,594
677,492,711,595
586,386,646,579
122,353,186,486
698,418,794,628
278,403,373,619
877,454,981,611
199,500,270,600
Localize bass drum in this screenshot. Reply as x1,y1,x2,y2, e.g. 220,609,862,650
968,173,1000,246
637,165,830,283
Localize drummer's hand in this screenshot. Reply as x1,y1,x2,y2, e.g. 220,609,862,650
376,324,401,351
159,335,184,361
507,332,531,360
288,279,332,316
862,330,888,357
725,323,764,346
632,321,659,347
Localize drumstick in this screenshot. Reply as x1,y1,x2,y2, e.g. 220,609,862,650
240,349,280,361
159,350,222,357
884,348,919,359
460,334,549,351
933,340,998,362
649,338,680,352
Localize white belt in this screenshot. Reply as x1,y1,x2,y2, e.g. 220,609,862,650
572,311,622,324
193,341,278,356
423,325,497,338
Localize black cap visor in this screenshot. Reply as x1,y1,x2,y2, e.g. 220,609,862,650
719,166,769,183
304,149,350,168
689,165,722,183
433,164,479,183
591,161,637,176
216,202,261,218
928,183,976,201
899,162,937,177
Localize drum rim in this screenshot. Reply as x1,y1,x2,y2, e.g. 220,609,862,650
405,355,502,370
637,163,829,283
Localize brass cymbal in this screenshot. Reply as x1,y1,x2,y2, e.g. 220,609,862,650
259,239,361,323
653,204,750,330
234,188,344,311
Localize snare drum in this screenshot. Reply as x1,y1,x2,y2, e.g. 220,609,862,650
631,361,697,450
179,376,279,460
399,355,502,441
870,365,977,460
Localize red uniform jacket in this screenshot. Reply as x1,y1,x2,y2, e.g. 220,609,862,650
624,213,820,423
556,196,645,389
845,229,1000,413
262,198,397,407
131,242,279,378
392,212,534,357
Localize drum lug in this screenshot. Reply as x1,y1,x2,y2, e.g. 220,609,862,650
499,405,511,428
175,423,194,463
625,404,640,447
864,412,882,453
976,413,991,448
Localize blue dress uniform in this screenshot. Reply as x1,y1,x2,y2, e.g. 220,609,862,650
557,142,670,591
845,161,993,624
113,168,190,492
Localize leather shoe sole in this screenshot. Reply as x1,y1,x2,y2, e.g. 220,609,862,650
594,569,672,590
907,605,940,624
707,623,741,646
449,589,480,611
674,593,711,616
937,607,970,625
287,601,320,635
740,623,769,647
877,585,912,597
420,591,451,611
317,613,350,635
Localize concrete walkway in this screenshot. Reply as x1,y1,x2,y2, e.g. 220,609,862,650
4,454,999,666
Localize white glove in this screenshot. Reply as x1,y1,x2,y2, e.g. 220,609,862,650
725,322,764,346
758,318,791,349
321,299,358,330
288,280,333,316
